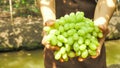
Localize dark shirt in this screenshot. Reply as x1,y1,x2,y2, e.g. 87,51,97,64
55,0,97,19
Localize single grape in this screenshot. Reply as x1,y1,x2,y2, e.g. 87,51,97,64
62,32,68,38
57,35,68,43
59,25,64,33
81,50,88,58
69,23,75,29
67,37,74,45
92,31,98,37
62,53,68,61
43,26,51,32
98,32,103,38
54,51,61,60
49,29,60,35
76,50,81,56
57,41,63,47
73,42,80,52
65,44,71,52
78,37,84,44
69,12,76,23
59,17,66,25
75,23,81,30
68,51,75,58
85,34,92,39
64,23,70,31
94,26,100,32
85,39,91,45
89,43,97,50
73,33,79,40
76,12,84,22
67,29,75,36
54,21,60,29
88,49,97,56
79,44,87,51
60,47,66,54
78,30,85,36
64,14,71,23
50,36,57,46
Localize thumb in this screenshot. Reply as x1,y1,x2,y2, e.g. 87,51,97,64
44,20,55,26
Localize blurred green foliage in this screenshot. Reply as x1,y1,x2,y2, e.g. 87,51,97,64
0,0,41,17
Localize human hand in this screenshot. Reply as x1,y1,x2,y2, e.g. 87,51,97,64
91,24,109,58
42,20,60,50
77,25,109,61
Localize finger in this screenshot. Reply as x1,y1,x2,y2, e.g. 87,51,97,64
78,57,85,62
42,35,48,45
45,20,55,26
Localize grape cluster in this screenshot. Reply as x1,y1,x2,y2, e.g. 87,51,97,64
43,11,103,61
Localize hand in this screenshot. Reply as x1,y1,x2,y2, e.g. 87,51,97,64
91,24,109,59
42,20,60,50
77,25,109,61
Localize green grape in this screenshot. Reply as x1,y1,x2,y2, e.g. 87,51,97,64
57,35,68,43
76,50,81,56
89,21,94,27
60,47,66,54
45,35,52,42
76,11,84,17
50,36,57,46
62,32,68,38
64,14,71,23
81,27,89,34
98,32,103,38
73,42,80,52
62,53,68,61
88,49,97,56
67,29,75,36
43,26,51,32
54,51,61,60
87,27,94,33
78,37,84,44
67,37,74,45
75,23,81,30
59,25,64,33
76,12,84,22
68,51,75,58
92,31,98,37
94,26,100,32
92,39,99,46
81,50,88,58
90,36,97,41
86,34,92,39
57,41,63,47
89,43,97,50
69,23,75,29
78,30,85,36
54,22,60,29
64,23,70,31
69,12,76,23
73,33,79,40
85,39,91,45
55,30,60,35
79,44,87,51
65,44,71,52
59,17,66,25
49,29,60,35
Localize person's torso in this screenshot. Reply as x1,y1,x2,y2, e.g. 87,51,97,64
55,0,97,19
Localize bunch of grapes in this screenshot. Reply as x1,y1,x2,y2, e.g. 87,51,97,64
43,11,103,61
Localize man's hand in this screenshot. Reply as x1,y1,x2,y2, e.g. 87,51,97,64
91,24,109,59
77,24,109,61
42,20,60,50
